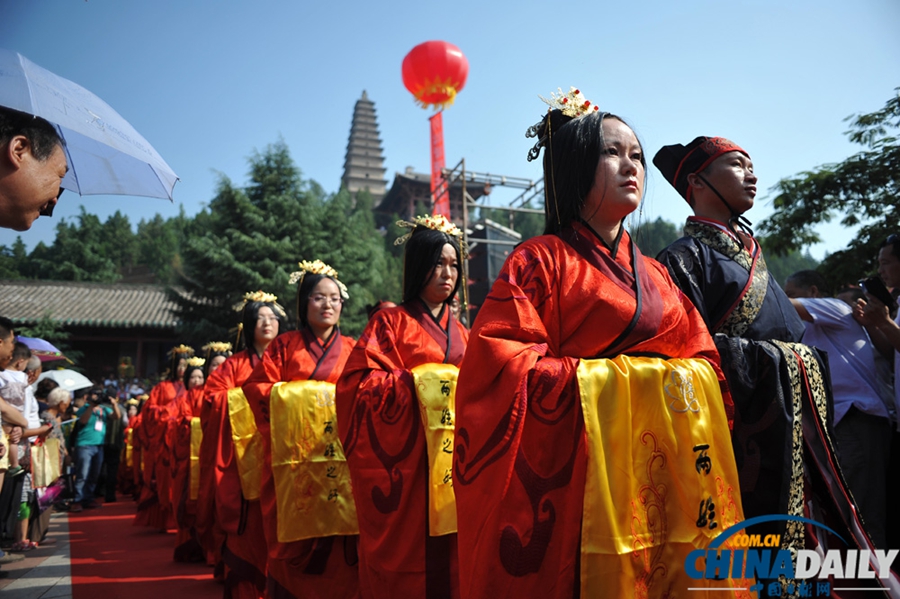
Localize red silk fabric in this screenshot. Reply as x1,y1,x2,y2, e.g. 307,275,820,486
454,225,727,599
243,330,358,599
336,304,469,599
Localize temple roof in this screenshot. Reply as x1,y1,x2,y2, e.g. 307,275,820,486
0,280,180,329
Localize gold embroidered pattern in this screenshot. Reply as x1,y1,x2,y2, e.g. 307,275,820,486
770,340,806,553
685,221,767,336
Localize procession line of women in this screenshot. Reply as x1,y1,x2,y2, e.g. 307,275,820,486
125,86,890,599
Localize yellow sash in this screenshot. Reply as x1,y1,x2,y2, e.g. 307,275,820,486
227,387,263,500
269,380,359,542
411,363,458,536
126,428,133,469
577,356,746,598
190,417,202,501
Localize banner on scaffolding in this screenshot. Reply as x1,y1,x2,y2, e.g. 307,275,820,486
430,111,450,218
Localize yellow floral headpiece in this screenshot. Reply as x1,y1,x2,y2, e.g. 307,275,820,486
137,393,149,402
394,215,466,256
539,86,600,118
185,356,206,368
201,341,233,355
232,290,285,314
288,260,349,300
167,344,194,357
126,398,140,406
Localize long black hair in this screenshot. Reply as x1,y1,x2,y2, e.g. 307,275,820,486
240,301,287,352
182,363,205,389
528,110,646,235
402,227,462,304
295,273,343,330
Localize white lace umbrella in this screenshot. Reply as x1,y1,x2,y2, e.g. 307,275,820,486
38,369,93,392
0,47,178,201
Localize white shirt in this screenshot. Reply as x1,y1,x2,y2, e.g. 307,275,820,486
0,369,42,441
797,297,891,424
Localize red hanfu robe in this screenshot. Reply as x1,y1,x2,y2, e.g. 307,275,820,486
336,301,469,599
169,384,206,562
243,328,358,599
198,349,267,598
453,224,734,599
129,412,144,496
133,379,182,530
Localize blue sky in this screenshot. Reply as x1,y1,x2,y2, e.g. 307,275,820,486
1,0,898,260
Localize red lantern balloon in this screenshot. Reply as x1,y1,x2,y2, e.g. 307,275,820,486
402,41,469,110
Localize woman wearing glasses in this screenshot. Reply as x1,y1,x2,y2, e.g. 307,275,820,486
243,261,359,599
336,215,469,599
197,293,286,598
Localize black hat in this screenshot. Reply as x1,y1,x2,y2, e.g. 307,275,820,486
653,137,749,203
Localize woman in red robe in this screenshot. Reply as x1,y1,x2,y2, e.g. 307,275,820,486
134,345,193,530
336,218,469,599
169,357,207,562
197,294,287,599
243,262,359,599
453,90,744,598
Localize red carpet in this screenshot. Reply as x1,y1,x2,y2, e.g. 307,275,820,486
68,497,221,599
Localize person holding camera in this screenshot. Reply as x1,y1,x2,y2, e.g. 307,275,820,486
70,387,120,512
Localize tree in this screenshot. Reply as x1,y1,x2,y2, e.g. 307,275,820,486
29,207,120,282
631,217,681,258
171,141,400,343
759,88,900,289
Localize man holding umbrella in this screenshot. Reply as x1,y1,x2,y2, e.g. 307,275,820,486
0,107,66,231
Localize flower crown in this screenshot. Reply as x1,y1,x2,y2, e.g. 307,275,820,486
394,214,464,249
202,341,233,354
126,398,140,406
288,260,349,300
233,290,287,320
167,344,194,357
186,356,206,368
539,87,600,118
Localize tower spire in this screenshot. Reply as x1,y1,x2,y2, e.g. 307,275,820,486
342,91,388,203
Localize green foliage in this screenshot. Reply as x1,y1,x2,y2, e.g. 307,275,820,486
759,87,900,290
631,217,681,258
171,142,400,343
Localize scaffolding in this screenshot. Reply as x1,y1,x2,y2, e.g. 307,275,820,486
433,159,544,324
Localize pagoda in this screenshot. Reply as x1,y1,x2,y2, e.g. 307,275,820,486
341,91,388,202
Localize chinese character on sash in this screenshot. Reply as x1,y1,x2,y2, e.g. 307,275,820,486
442,438,453,454
693,443,711,475
440,408,453,426
324,420,334,435
327,489,339,502
324,443,336,458
442,468,453,486
440,380,451,396
696,496,717,530
326,465,337,479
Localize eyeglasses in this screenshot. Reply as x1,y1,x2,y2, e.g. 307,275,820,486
309,295,343,306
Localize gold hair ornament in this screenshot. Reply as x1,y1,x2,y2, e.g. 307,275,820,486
167,344,194,357
288,260,349,300
394,214,467,257
539,87,600,118
201,341,233,354
186,356,206,368
126,398,140,406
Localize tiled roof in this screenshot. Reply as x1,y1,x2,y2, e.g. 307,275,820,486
0,280,180,329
